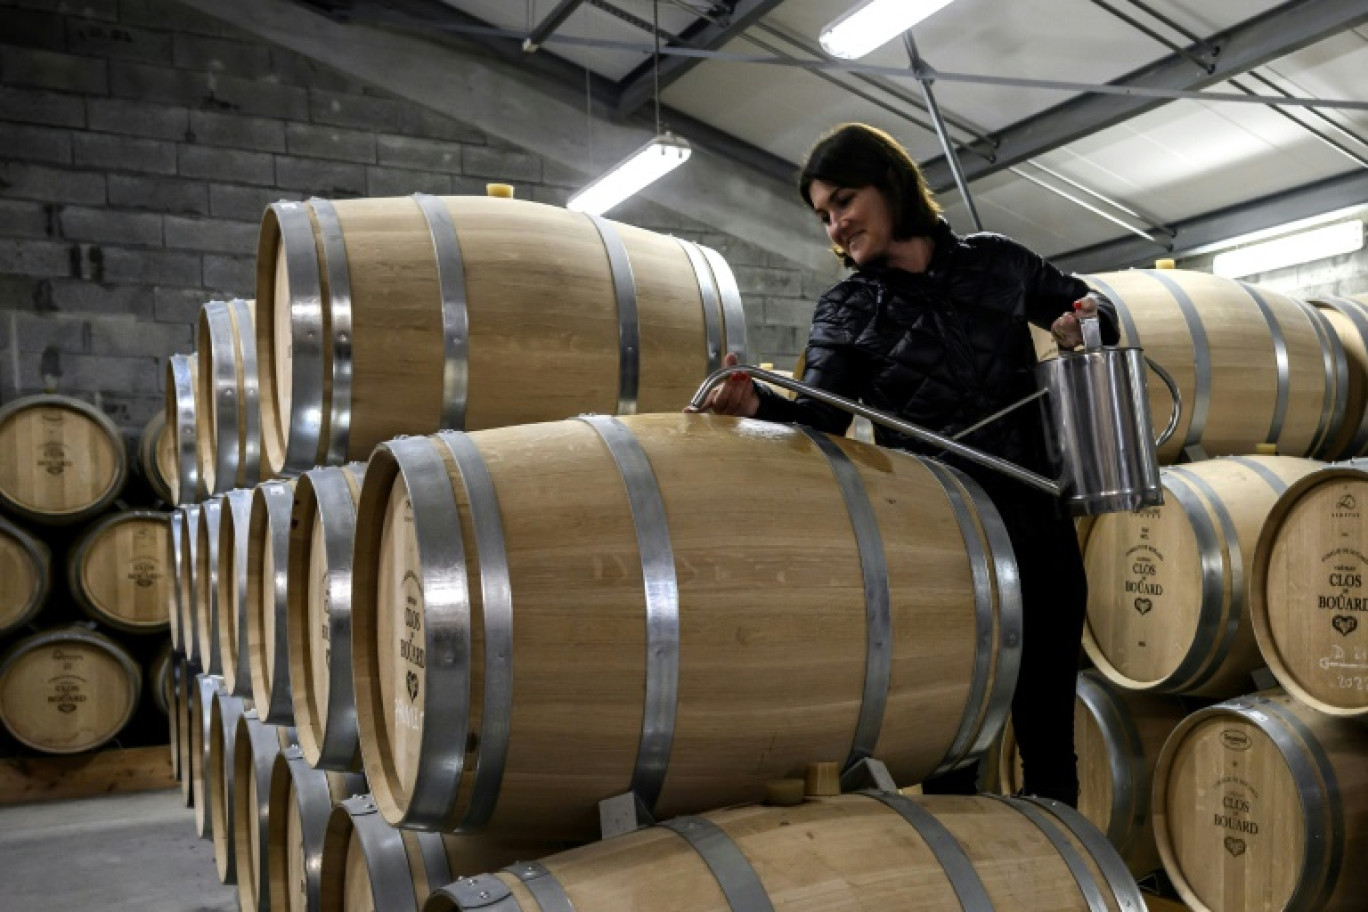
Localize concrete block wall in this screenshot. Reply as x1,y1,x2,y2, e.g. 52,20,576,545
0,0,833,439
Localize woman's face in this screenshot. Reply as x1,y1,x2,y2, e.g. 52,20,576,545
808,179,895,267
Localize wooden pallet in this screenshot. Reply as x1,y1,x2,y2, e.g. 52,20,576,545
0,745,174,805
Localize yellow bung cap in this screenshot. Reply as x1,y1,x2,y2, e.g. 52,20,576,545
760,362,774,370
486,183,515,198
1255,443,1278,455
1154,258,1176,270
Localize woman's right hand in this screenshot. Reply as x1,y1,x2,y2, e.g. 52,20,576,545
685,352,760,417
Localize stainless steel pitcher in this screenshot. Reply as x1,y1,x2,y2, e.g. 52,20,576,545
1036,343,1180,514
688,337,1180,517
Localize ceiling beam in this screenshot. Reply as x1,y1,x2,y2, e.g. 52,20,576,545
1051,168,1368,273
615,0,787,120
524,0,588,52
919,0,1368,192
314,0,798,183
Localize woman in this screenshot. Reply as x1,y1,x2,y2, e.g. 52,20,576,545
696,123,1119,807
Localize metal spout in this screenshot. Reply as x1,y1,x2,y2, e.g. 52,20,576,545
689,365,1062,497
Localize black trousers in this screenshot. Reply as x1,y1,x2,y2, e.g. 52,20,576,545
922,484,1088,806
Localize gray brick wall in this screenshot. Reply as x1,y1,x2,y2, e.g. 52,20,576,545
0,0,827,439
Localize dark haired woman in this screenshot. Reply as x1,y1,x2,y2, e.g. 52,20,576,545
696,123,1120,807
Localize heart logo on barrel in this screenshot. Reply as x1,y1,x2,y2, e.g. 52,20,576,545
406,669,420,702
1334,615,1359,637
1224,837,1246,857
1134,597,1153,615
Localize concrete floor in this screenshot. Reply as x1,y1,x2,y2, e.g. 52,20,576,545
0,788,238,911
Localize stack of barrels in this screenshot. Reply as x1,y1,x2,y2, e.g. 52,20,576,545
153,187,1159,912
0,390,178,760
141,184,1368,911
988,269,1368,911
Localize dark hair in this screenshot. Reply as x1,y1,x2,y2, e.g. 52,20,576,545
799,123,942,266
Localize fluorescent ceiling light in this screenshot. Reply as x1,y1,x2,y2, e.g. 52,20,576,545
1211,220,1364,279
567,134,692,216
820,0,954,60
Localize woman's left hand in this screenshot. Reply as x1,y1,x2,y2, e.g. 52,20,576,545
1050,295,1097,349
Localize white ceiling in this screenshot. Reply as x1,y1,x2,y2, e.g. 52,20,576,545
426,0,1368,267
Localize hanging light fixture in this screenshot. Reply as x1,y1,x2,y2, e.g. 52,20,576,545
567,133,692,215
567,0,689,216
820,0,955,59
1212,219,1364,279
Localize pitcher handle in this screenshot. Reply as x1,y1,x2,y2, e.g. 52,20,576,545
1145,356,1181,448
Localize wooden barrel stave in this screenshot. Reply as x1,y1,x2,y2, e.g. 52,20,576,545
255,196,746,478
353,414,1019,837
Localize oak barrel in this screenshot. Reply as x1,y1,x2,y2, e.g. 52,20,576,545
0,515,50,636
196,299,261,494
178,505,202,666
996,669,1186,875
1251,459,1368,716
209,685,247,884
267,745,367,912
191,672,222,838
67,510,174,633
1084,270,1348,462
165,352,201,505
0,626,142,754
216,487,255,698
1153,689,1368,912
255,195,748,477
195,497,226,675
136,410,177,505
353,414,1022,835
290,463,366,772
233,711,298,912
1081,455,1322,696
425,793,1146,912
247,478,296,725
0,394,127,525
1309,295,1368,459
320,795,562,912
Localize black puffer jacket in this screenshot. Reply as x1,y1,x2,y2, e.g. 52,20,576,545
756,220,1118,502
